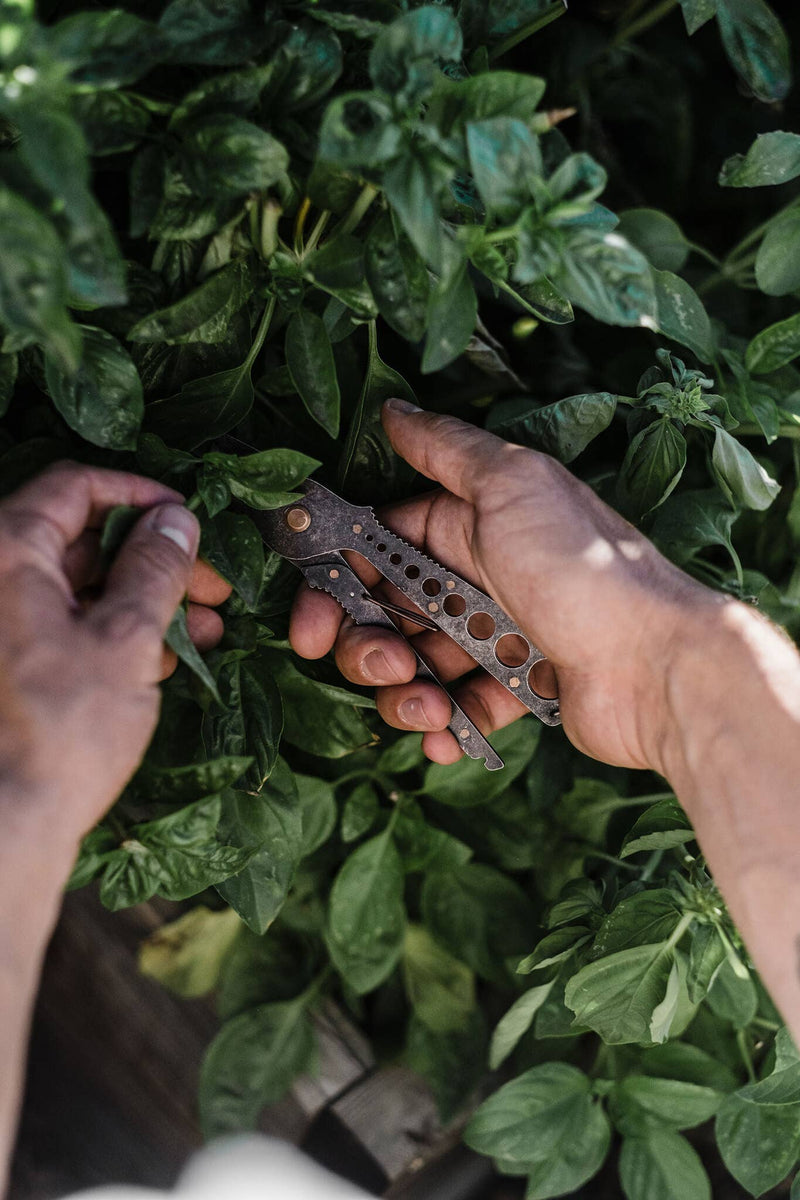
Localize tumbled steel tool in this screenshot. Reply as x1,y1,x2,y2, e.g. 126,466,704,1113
216,437,560,770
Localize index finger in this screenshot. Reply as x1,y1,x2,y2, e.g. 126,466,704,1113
1,460,184,559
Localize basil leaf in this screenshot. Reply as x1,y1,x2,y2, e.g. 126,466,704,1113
341,780,379,843
715,0,791,104
620,798,694,858
489,981,555,1069
619,1132,711,1200
747,312,800,375
45,325,143,450
326,826,406,993
403,924,475,1034
285,309,341,438
564,942,679,1044
618,418,687,518
200,511,265,612
489,392,618,463
618,208,690,272
365,214,429,342
166,606,221,702
720,131,800,187
711,426,780,511
202,646,284,791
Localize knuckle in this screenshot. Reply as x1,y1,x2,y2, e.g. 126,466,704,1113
95,601,162,650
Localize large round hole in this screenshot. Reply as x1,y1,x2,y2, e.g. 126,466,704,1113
376,542,386,553
528,659,558,699
422,578,441,597
467,611,496,640
495,633,530,668
443,594,466,617
405,565,420,580
389,553,402,565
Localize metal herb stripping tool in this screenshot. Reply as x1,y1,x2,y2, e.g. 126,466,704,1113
216,436,560,770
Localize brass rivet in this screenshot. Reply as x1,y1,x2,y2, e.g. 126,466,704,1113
427,602,439,613
446,580,456,589
286,506,311,532
459,728,469,739
352,523,362,534
509,676,520,688
329,568,339,579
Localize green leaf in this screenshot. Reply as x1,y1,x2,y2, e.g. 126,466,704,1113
317,92,401,170
716,1060,800,1195
593,891,684,959
720,133,800,188
403,924,475,1033
139,906,241,998
555,232,657,328
202,647,284,791
712,426,780,511
341,781,380,843
618,418,687,517
464,1063,611,1189
294,773,337,857
517,925,591,975
285,309,341,438
369,6,462,106
755,214,800,296
365,214,429,342
687,924,727,1003
617,210,688,272
200,512,265,612
747,312,800,375
99,795,253,910
406,1009,487,1123
45,326,143,451
620,798,694,858
653,270,714,363
199,995,315,1137
216,760,303,934
326,826,406,993
306,234,377,320
270,656,376,758
612,1075,722,1136
619,1132,710,1200
165,607,222,702
564,941,679,1044
651,490,739,570
47,10,163,87
489,392,617,463
201,447,319,510
422,863,535,985
383,150,453,273
338,322,417,501
128,261,252,345
467,117,542,220
424,719,539,806
680,0,717,35
707,949,758,1029
0,189,79,373
489,981,555,1069
454,70,547,123
715,0,791,104
145,359,255,448
421,260,478,374
159,0,267,66
131,756,253,804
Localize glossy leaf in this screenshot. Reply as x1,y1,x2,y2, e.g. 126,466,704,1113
45,326,143,450
285,309,341,438
711,426,780,511
747,312,800,375
618,418,687,517
619,1132,710,1200
755,214,800,296
715,0,791,103
720,132,800,187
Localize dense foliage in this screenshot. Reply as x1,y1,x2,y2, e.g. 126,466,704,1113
3,0,800,1195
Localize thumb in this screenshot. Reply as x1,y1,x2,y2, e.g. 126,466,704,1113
91,503,200,657
381,399,509,503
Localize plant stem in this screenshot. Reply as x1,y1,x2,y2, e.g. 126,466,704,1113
737,422,800,440
333,182,379,240
613,0,679,45
726,195,800,266
687,242,722,269
489,4,565,61
640,849,665,882
737,1029,757,1084
293,195,311,255
185,492,203,513
586,848,639,873
667,911,695,951
245,295,277,371
303,209,331,256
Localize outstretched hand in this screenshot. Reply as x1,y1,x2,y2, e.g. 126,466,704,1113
0,460,230,848
290,399,723,773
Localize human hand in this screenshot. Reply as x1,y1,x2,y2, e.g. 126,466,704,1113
290,400,724,773
0,460,230,851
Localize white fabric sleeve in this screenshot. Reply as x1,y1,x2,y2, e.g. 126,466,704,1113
60,1136,374,1200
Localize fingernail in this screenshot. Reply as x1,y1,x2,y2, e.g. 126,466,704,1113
149,504,200,557
399,697,429,728
384,398,422,415
361,648,397,683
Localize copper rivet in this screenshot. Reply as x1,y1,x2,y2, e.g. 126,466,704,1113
286,506,311,532
446,580,456,589
427,602,438,613
510,676,520,688
459,728,469,739
329,568,339,579
353,523,362,534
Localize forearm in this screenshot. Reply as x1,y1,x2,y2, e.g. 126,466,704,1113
0,793,77,1193
661,599,800,1036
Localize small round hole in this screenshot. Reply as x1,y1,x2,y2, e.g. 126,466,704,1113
405,565,420,580
365,534,374,542
376,542,386,552
528,659,558,699
467,612,495,640
389,553,402,565
495,633,530,668
443,594,466,617
422,578,441,597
